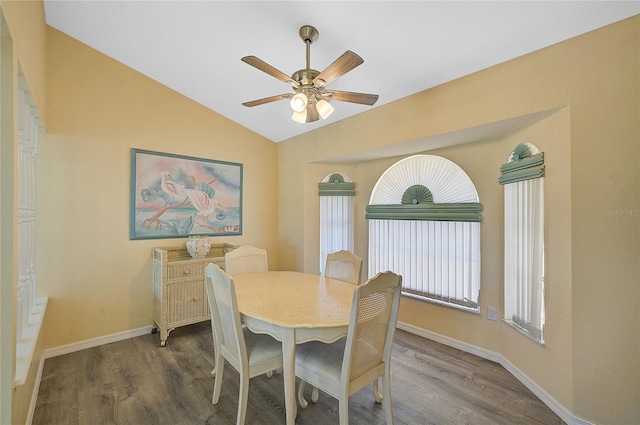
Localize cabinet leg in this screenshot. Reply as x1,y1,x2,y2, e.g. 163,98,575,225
159,327,174,347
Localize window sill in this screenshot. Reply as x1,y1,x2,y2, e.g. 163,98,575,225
504,318,545,346
14,296,48,387
402,291,480,314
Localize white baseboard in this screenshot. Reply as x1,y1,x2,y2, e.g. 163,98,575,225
25,353,46,425
396,321,590,425
571,416,596,425
41,325,154,359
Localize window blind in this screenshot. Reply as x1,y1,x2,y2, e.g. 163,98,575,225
368,219,480,309
366,154,482,312
318,173,355,275
504,178,545,342
501,143,545,343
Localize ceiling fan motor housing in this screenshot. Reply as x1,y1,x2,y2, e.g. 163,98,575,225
292,69,320,86
299,25,319,44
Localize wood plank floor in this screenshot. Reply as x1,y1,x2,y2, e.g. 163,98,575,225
33,322,565,425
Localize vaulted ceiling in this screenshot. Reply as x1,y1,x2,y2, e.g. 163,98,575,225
43,1,639,142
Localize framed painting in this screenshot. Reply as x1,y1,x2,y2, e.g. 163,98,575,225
130,149,243,240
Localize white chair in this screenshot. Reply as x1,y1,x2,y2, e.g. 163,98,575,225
324,250,363,285
225,245,268,275
294,271,402,425
298,250,364,406
224,245,279,377
204,263,283,425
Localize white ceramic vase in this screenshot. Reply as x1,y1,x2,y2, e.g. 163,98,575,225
186,235,211,259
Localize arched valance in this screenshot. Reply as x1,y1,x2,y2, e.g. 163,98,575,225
498,143,545,185
366,155,482,222
318,173,355,196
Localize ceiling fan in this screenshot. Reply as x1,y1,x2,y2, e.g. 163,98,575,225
241,25,379,124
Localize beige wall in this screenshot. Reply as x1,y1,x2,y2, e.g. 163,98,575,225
278,17,639,425
40,26,278,350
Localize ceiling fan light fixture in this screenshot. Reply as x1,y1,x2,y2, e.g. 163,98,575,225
316,99,334,120
242,25,378,125
290,93,308,112
291,109,307,123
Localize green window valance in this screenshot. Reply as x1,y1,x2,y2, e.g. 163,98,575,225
366,203,483,222
318,182,356,196
499,143,545,185
367,183,482,222
318,173,355,196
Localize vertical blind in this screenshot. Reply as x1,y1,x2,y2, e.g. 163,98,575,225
319,195,354,274
500,142,545,343
368,219,480,309
503,178,545,341
366,154,483,312
319,174,355,275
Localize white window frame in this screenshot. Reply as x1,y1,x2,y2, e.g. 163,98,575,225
15,73,47,386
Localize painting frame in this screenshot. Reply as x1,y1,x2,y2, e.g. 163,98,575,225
130,148,243,240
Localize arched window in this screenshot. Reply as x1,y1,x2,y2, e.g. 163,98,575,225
367,155,482,311
500,143,545,343
318,173,355,274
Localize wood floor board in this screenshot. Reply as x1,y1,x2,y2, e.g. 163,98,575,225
33,323,565,425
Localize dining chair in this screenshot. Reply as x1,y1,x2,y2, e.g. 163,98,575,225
294,270,402,425
225,245,268,275
223,245,279,376
298,250,364,407
324,250,363,285
204,263,283,425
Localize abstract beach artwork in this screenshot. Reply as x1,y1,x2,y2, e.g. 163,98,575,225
130,149,242,240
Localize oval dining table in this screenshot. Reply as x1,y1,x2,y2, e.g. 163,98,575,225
232,270,356,425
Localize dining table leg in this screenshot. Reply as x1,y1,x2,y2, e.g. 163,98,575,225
282,328,297,425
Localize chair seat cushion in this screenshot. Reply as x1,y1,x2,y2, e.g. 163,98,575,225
295,338,346,386
243,328,282,367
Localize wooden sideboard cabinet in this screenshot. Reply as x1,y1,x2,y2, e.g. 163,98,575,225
152,243,237,346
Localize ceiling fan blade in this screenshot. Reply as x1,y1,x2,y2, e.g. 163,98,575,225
242,94,292,107
326,90,379,106
314,51,364,86
306,103,319,122
241,56,294,84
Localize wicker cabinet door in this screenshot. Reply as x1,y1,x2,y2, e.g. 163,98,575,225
166,280,206,324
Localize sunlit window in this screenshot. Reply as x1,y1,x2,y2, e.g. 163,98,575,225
367,155,482,312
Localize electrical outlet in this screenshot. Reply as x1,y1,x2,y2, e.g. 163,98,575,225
488,307,498,321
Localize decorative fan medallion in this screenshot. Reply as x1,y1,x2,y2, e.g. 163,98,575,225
241,25,378,123
401,185,434,204
328,173,345,184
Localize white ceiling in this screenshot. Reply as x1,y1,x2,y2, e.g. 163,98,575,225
43,1,639,143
